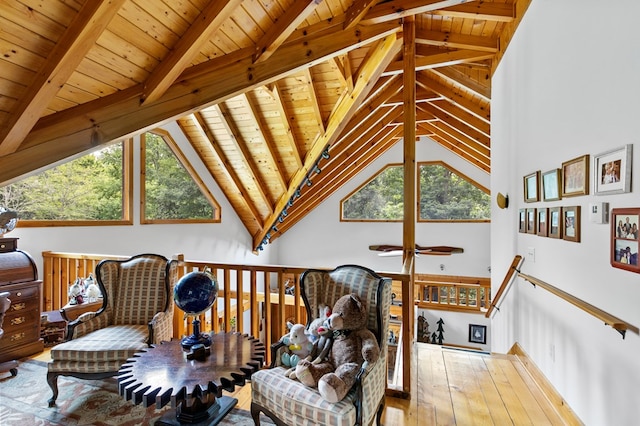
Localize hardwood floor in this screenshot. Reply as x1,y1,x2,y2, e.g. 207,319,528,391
34,342,567,425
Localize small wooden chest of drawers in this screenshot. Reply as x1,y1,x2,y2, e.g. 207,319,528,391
0,239,44,362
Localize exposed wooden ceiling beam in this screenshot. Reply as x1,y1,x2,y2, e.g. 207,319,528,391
240,92,289,192
428,99,490,137
0,0,125,156
253,0,323,64
215,103,273,216
430,2,515,22
428,118,490,159
140,0,243,105
417,72,490,123
423,122,490,172
304,69,325,133
271,82,303,169
361,0,476,25
383,49,495,76
0,21,401,185
283,119,403,235
254,34,402,249
184,113,263,230
418,103,489,146
343,0,378,30
427,67,491,101
415,29,498,53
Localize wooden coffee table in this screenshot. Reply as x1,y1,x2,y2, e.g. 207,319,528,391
118,332,265,425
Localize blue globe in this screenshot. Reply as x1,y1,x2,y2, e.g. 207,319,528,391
174,270,218,315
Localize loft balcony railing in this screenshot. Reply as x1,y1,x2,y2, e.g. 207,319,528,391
41,251,412,397
413,273,491,314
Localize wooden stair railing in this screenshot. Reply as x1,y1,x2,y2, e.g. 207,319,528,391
485,255,523,318
517,271,639,339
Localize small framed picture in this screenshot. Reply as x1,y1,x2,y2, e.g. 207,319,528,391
526,208,537,234
563,206,581,242
594,144,632,195
611,208,640,273
537,208,548,237
469,324,486,344
523,171,540,202
519,209,526,233
549,207,563,239
562,155,589,197
541,169,562,201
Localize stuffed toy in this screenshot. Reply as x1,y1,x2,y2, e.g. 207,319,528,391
286,305,333,380
295,293,379,403
280,323,313,370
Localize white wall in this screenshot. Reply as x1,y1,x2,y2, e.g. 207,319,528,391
277,136,491,277
10,121,277,273
491,1,640,424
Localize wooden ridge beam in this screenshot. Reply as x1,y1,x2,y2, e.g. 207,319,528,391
361,0,476,25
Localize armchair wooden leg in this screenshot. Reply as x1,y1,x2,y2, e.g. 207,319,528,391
0,360,17,377
376,400,385,425
250,402,262,425
47,372,60,407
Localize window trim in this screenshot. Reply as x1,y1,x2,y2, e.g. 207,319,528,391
16,139,134,227
140,128,221,224
340,161,490,223
417,161,490,223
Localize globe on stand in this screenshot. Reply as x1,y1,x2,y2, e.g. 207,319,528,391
173,267,218,351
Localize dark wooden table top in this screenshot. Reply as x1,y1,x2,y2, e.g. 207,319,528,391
118,332,265,409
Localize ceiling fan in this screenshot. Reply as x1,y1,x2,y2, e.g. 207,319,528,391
369,244,464,257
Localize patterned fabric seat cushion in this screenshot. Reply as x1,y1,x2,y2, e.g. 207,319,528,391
251,367,356,426
48,325,148,373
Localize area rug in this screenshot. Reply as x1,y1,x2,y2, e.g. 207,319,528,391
0,359,273,425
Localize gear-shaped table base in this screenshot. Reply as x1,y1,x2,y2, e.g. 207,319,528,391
118,332,265,425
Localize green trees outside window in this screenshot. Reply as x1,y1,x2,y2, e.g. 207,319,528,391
341,161,490,222
142,132,217,222
0,142,125,221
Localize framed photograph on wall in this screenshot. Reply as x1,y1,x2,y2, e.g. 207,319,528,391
563,206,581,242
542,168,562,201
594,144,632,195
526,208,537,234
523,171,540,202
611,208,640,273
549,207,562,239
537,208,549,237
562,155,589,197
519,209,526,233
469,324,486,345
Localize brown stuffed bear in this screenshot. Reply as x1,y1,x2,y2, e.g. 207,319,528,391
294,293,379,403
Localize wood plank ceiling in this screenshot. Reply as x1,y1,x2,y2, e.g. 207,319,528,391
0,0,529,250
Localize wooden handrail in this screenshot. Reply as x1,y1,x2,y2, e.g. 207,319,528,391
517,271,639,338
485,255,523,318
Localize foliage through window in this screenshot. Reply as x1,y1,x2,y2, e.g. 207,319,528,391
419,162,490,221
141,131,219,223
342,164,404,220
341,162,490,221
0,142,129,223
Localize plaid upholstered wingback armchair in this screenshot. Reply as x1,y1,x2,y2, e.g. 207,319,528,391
251,264,392,426
47,253,178,407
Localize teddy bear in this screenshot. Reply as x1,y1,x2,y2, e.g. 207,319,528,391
280,322,313,372
294,293,379,403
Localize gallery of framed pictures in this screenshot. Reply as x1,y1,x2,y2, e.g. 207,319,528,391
611,208,640,273
519,206,580,242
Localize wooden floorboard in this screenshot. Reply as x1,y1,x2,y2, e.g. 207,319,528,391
34,342,567,425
